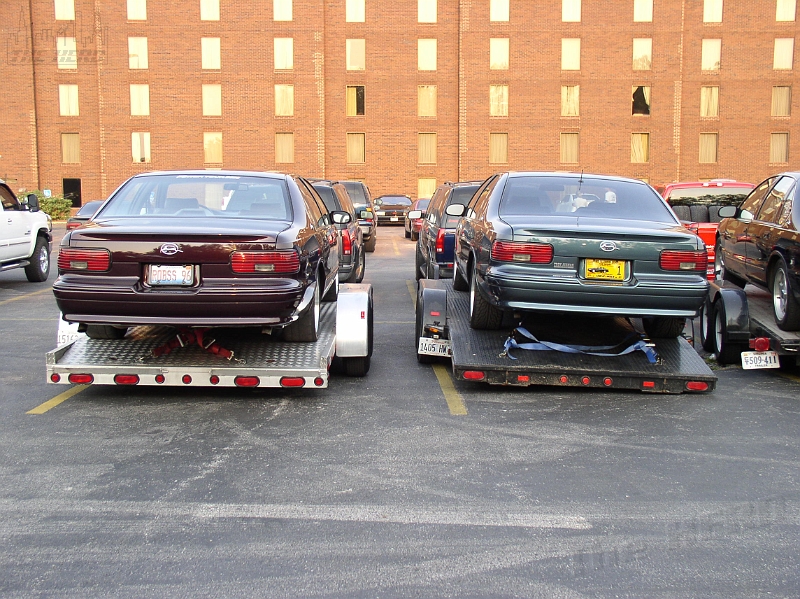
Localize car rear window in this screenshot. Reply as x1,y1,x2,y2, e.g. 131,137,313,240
342,182,367,207
380,196,412,206
666,186,754,207
499,176,676,223
443,185,480,227
311,184,340,212
98,174,293,220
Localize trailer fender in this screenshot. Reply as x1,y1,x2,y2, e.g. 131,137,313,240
711,285,750,342
418,279,448,338
335,283,373,358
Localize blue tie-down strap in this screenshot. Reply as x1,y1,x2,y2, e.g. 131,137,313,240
502,327,658,364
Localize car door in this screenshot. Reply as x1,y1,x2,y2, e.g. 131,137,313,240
0,184,30,262
457,176,499,274
747,176,796,286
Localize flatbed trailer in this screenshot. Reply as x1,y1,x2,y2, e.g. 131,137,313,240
47,284,373,389
416,279,716,394
700,279,800,369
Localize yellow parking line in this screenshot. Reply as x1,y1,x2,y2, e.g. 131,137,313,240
27,385,88,414
407,280,416,307
392,237,401,256
433,364,468,415
779,372,800,384
0,287,52,306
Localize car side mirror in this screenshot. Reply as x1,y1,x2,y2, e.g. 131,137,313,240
331,211,352,225
717,205,737,219
407,210,422,219
445,203,465,217
25,193,40,212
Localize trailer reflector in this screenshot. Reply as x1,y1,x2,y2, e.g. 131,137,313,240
603,377,613,386
50,373,61,383
463,371,485,380
642,381,656,388
686,381,709,391
751,337,770,352
182,374,192,384
234,376,260,387
314,377,325,386
517,375,530,383
155,374,166,384
114,374,139,385
581,376,590,385
68,374,94,384
559,375,568,383
280,377,306,387
209,375,220,385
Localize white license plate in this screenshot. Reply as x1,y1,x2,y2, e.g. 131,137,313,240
148,264,194,286
741,350,780,369
418,337,452,357
390,217,399,222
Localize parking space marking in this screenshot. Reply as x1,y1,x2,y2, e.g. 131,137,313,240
27,385,87,415
407,280,416,307
779,372,800,384
433,364,468,416
0,287,52,306
392,237,401,256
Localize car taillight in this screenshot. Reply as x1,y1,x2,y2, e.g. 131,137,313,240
492,241,553,264
230,251,300,274
341,230,352,256
435,229,446,254
58,248,111,271
659,250,707,272
66,221,81,230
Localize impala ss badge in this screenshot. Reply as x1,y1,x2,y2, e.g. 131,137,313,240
159,243,183,256
599,241,618,252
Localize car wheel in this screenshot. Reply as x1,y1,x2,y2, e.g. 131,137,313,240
284,281,320,342
411,230,418,241
698,300,716,352
469,263,503,330
415,244,425,281
323,272,339,301
348,249,366,283
404,227,411,239
642,316,686,339
24,236,50,282
364,236,376,252
771,259,800,331
713,300,744,365
344,355,371,376
452,262,469,291
85,325,128,340
714,240,746,287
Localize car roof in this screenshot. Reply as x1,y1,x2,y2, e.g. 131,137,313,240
131,170,291,180
504,171,651,185
663,180,755,190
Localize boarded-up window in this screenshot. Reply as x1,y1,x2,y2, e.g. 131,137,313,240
632,86,650,115
59,84,79,116
128,37,148,69
347,133,365,163
771,133,789,162
702,39,721,70
130,84,150,116
633,38,652,70
700,86,719,117
418,178,437,199
418,39,437,70
703,0,723,22
202,38,221,69
633,0,653,22
127,0,146,20
418,85,437,117
419,0,436,22
772,86,792,116
561,85,579,116
347,86,365,116
777,0,796,21
132,132,151,163
774,38,795,69
275,133,294,163
204,132,222,163
699,133,718,163
200,0,219,20
631,133,650,163
55,0,75,20
346,39,366,70
562,0,580,22
275,84,294,116
274,0,292,21
562,39,581,70
490,38,509,70
489,85,509,117
57,37,77,69
489,133,508,164
346,0,365,22
61,133,80,163
560,133,579,163
203,84,222,117
418,133,437,164
274,38,293,70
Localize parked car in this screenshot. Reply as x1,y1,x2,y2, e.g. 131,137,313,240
310,179,366,283
66,200,104,231
413,181,481,280
373,194,412,225
450,172,709,337
716,173,800,330
661,180,755,280
404,198,430,240
342,181,377,252
53,170,346,342
0,180,52,282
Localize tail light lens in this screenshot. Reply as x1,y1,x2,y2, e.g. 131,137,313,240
435,228,446,254
341,230,352,256
231,251,300,274
659,250,708,272
66,221,81,231
492,241,553,264
58,248,111,271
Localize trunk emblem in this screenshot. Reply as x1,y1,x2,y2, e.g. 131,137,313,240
599,241,618,252
160,243,183,256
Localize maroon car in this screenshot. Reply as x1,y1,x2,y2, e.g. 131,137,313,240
53,171,347,342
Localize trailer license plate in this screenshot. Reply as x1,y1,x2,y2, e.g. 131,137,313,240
585,259,626,281
148,264,194,286
418,337,452,357
741,350,780,369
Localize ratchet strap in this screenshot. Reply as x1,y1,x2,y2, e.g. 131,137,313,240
501,327,658,364
151,328,234,360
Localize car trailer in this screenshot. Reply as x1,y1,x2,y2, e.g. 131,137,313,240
416,279,716,394
699,279,800,370
47,284,373,389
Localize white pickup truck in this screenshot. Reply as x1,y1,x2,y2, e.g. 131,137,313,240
0,180,52,282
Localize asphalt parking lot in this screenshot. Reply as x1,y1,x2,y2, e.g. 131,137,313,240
1,224,799,598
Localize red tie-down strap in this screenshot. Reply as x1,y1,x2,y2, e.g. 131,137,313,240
151,328,234,360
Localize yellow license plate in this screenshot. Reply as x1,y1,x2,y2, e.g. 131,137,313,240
585,259,626,281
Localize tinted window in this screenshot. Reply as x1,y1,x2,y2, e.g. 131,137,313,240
739,178,776,216
380,196,412,206
342,182,368,207
76,201,103,217
444,185,480,226
0,185,19,210
499,176,676,223
311,184,339,212
667,185,754,207
298,180,329,226
756,176,794,224
415,199,430,210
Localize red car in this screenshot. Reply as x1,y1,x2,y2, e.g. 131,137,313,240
661,180,755,280
404,198,430,240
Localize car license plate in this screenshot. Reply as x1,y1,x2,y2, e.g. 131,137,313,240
741,350,780,369
148,264,194,286
390,216,399,222
585,259,626,281
418,337,452,357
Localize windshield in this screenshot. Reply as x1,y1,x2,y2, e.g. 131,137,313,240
667,186,754,207
499,176,677,223
98,174,293,220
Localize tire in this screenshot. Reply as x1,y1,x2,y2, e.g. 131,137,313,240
452,262,469,291
689,205,709,223
415,289,435,363
770,259,800,331
85,325,128,340
713,300,745,365
415,243,425,281
404,227,411,239
642,316,686,339
469,263,503,330
283,281,320,342
322,273,338,302
344,356,371,376
709,205,723,223
672,205,691,221
410,230,418,241
347,249,366,283
364,236,376,252
699,300,716,352
24,236,50,282
714,240,746,287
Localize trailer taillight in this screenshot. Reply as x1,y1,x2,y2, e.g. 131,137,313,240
435,228,446,254
230,251,300,274
492,241,553,264
68,374,94,384
686,381,709,391
750,337,770,352
463,371,485,380
234,376,260,387
58,248,111,271
659,250,707,272
280,376,306,387
114,374,139,385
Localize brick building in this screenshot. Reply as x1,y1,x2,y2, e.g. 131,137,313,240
1,0,798,206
